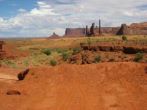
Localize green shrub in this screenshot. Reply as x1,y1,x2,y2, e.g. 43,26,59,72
72,48,81,55
94,55,101,63
50,59,57,66
23,60,29,67
134,52,144,62
62,52,69,61
2,60,17,68
42,48,51,56
55,48,65,54
87,38,92,46
122,35,127,41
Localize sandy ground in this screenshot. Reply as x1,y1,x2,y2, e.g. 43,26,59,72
3,43,28,59
0,67,22,83
0,62,147,110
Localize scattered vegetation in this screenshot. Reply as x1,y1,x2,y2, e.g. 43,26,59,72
134,52,144,62
0,36,146,68
122,35,128,41
1,59,17,68
72,47,81,55
61,52,70,61
50,59,57,66
94,55,101,63
42,48,51,56
53,48,67,54
23,59,29,67
87,38,92,46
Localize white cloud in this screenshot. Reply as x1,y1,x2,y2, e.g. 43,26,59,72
0,1,61,37
0,0,147,37
18,9,27,13
30,1,57,16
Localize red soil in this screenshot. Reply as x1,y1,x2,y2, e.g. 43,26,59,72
0,62,147,110
3,43,28,59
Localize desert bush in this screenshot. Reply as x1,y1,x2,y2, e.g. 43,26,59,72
42,48,51,56
54,48,65,54
87,38,92,46
2,60,17,68
56,48,63,54
72,48,81,55
50,59,57,66
61,52,70,61
94,55,101,63
23,59,29,67
134,52,144,62
122,35,127,41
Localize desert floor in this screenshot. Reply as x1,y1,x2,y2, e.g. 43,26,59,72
0,36,147,110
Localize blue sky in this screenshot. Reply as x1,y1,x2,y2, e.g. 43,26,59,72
0,0,147,37
0,0,36,17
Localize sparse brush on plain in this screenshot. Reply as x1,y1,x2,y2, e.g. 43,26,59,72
87,38,92,46
2,60,17,68
72,47,81,55
50,59,57,66
61,52,70,61
134,52,144,62
42,48,51,56
55,48,64,54
94,55,101,63
53,48,67,54
122,35,128,41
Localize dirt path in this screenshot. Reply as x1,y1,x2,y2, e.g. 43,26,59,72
0,67,23,83
0,62,147,110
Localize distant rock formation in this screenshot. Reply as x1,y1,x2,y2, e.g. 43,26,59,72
90,23,95,36
86,21,101,37
65,28,86,37
85,23,96,36
129,22,147,35
63,21,147,37
130,22,147,29
49,32,60,39
117,24,129,35
86,25,89,36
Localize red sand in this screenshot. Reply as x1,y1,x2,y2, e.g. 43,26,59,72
3,43,28,59
0,62,147,110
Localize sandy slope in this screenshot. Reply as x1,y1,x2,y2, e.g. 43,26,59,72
0,62,147,110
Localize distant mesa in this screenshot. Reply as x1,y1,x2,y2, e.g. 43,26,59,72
49,21,147,38
49,32,61,39
130,22,147,29
64,21,147,37
64,28,85,38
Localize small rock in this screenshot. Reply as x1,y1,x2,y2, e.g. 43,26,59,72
6,90,21,95
18,68,29,80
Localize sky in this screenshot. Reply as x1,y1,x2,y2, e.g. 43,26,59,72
0,0,147,37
